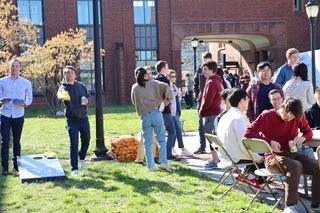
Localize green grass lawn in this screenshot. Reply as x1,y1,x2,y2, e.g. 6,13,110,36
0,104,280,212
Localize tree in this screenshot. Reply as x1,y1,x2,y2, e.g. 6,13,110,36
0,0,39,74
19,28,101,115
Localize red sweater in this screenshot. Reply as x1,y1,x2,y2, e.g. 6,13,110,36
199,74,222,117
244,109,313,152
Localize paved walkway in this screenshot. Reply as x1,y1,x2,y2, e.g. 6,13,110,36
176,131,312,212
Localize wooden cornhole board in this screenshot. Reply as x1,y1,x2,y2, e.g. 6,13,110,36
17,154,66,183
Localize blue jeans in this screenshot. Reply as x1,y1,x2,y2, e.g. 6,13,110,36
141,109,167,168
66,117,90,171
1,115,24,168
197,103,206,149
172,111,184,149
162,113,176,157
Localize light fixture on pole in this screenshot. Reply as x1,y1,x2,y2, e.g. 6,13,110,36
306,0,319,89
191,37,199,75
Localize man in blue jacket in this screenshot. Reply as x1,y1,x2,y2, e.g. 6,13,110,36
272,48,299,87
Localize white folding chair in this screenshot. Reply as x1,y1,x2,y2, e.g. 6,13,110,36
205,134,256,200
242,138,308,212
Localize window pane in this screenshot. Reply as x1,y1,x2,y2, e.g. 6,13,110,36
30,1,43,24
133,1,145,24
77,1,90,24
145,0,155,24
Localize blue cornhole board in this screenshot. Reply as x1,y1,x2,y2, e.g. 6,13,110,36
17,154,66,183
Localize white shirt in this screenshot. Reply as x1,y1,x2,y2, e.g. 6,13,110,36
0,75,33,118
217,107,260,166
283,77,316,111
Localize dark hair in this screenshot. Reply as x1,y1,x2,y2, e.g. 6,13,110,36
202,52,212,59
186,73,190,78
293,62,308,81
228,88,247,107
216,68,228,89
234,73,239,78
223,69,229,75
281,97,303,120
257,61,272,72
220,88,234,101
155,60,168,73
135,67,148,87
268,89,282,99
228,73,234,77
201,59,217,72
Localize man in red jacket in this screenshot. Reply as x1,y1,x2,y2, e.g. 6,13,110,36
199,60,222,167
244,97,320,213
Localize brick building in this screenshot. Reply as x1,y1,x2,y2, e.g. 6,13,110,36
13,0,320,108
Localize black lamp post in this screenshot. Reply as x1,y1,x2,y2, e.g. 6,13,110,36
90,0,110,161
306,0,319,89
191,38,199,75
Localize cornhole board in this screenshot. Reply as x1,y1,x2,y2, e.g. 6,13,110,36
17,154,66,183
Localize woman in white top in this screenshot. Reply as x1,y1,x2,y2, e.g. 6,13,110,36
283,62,316,111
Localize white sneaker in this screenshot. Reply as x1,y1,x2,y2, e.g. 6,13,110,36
283,205,297,213
72,170,80,176
148,167,158,172
159,163,172,172
172,149,178,156
181,149,193,157
79,160,87,169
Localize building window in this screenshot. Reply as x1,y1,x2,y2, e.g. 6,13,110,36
17,0,44,48
133,0,158,68
77,0,103,91
294,0,302,12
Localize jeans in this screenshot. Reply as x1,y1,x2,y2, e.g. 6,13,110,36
197,103,206,149
1,115,24,168
203,115,217,134
172,111,184,149
184,90,193,108
141,109,167,168
66,117,90,171
162,113,176,157
265,151,320,205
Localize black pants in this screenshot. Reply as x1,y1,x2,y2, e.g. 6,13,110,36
184,90,193,108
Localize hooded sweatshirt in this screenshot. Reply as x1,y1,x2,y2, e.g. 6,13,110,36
199,74,223,117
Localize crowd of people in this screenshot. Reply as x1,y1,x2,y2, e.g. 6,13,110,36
131,48,320,213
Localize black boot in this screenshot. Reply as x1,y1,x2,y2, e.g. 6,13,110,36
2,167,8,176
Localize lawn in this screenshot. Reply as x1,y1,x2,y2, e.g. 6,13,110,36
0,104,280,212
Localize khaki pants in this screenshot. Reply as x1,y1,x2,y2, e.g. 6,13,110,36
135,131,157,162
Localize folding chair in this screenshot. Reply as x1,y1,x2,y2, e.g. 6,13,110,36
204,133,256,200
242,138,309,212
317,146,320,168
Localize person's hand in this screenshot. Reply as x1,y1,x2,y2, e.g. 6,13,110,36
177,88,182,96
270,140,282,153
293,136,306,145
14,102,26,107
0,100,10,105
256,156,264,164
83,98,88,105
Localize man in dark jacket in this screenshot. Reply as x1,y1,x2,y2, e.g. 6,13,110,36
58,66,91,176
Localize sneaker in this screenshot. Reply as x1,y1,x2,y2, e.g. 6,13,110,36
172,149,178,156
154,159,160,164
2,167,8,176
181,149,193,157
135,162,146,166
148,167,158,172
167,155,182,161
203,161,217,170
79,160,87,169
71,170,80,176
159,163,172,172
310,205,320,213
283,205,298,213
194,147,206,154
236,174,260,192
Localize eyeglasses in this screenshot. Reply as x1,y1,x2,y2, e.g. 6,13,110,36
270,97,283,102
145,73,152,76
170,76,176,78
